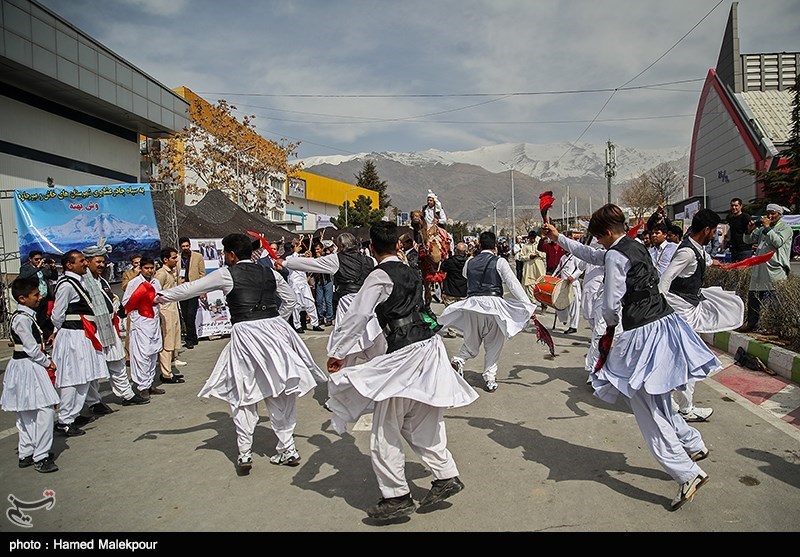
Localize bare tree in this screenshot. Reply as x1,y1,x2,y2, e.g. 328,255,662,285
647,163,683,205
621,173,661,221
516,208,540,236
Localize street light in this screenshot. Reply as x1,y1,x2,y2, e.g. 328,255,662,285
498,160,516,253
344,186,358,227
489,200,500,236
693,174,707,210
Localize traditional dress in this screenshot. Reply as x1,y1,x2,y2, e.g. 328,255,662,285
660,235,744,418
155,265,182,380
51,271,109,426
1,306,59,464
327,255,477,503
156,261,326,467
285,252,320,330
123,274,162,393
553,252,583,332
519,240,547,305
438,250,536,391
557,233,720,504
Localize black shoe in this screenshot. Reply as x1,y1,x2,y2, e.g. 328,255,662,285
148,386,166,395
418,477,465,509
91,402,115,415
294,328,305,334
366,494,416,520
55,422,86,437
564,327,577,334
236,454,253,476
33,457,59,473
311,325,325,332
171,373,185,380
73,415,95,426
160,376,185,384
122,393,151,406
185,342,196,349
19,453,54,468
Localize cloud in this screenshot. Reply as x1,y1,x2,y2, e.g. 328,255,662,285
113,0,189,17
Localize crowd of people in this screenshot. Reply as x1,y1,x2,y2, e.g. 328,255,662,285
1,191,794,522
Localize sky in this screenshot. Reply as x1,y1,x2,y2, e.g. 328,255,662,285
38,0,800,161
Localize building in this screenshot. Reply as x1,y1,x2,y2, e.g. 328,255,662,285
686,1,797,216
0,0,189,273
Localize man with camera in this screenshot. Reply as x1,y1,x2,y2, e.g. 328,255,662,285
739,204,793,333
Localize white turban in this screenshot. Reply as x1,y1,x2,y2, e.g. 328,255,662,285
766,203,789,215
82,237,112,257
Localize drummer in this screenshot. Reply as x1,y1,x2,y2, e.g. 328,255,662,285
552,232,584,334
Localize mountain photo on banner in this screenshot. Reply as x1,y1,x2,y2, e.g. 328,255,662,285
14,183,161,265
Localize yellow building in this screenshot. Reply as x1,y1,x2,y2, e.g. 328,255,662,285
285,170,378,231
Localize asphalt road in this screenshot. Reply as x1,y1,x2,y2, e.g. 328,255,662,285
0,303,798,537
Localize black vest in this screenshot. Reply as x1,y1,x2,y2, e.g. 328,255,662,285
333,252,374,309
10,311,43,360
373,260,433,353
226,263,279,325
466,252,503,297
668,238,706,307
609,235,673,330
54,275,94,330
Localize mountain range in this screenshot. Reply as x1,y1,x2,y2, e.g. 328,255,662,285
299,142,689,226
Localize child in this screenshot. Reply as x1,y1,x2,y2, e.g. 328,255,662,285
1,277,60,472
542,204,721,511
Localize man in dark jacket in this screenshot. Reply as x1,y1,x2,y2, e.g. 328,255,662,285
440,242,469,338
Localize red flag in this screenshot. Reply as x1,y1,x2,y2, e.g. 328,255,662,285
246,230,279,260
627,219,643,238
124,281,156,319
539,191,555,224
532,315,555,356
719,251,775,271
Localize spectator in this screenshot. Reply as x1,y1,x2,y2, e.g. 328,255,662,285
723,198,753,262
666,224,684,245
440,242,469,338
177,237,206,349
519,230,547,307
739,204,794,333
646,202,672,232
18,250,56,340
537,236,566,275
648,222,678,277
312,242,334,326
155,247,186,384
513,235,524,281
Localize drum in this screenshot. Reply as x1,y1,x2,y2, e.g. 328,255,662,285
533,275,574,311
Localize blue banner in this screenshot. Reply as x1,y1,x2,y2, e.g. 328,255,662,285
14,183,161,268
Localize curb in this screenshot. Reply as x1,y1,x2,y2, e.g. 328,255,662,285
701,330,800,385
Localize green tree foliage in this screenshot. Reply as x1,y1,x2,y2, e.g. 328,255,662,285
355,160,391,213
740,81,800,213
330,195,383,229
447,221,470,243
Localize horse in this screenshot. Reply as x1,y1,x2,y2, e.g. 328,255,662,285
410,209,451,305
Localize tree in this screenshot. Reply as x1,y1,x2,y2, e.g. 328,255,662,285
150,97,301,216
621,173,661,221
516,209,539,236
740,81,800,213
354,160,391,213
330,195,383,229
447,221,470,243
647,163,683,205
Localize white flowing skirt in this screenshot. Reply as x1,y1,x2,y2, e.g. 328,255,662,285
664,287,744,333
326,293,385,358
198,316,327,408
438,295,535,339
1,359,60,411
327,335,479,434
52,329,109,387
591,312,721,404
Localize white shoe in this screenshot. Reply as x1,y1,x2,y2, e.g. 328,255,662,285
680,407,713,422
671,471,709,510
270,446,301,466
174,359,188,367
450,358,464,377
689,447,709,462
485,380,498,393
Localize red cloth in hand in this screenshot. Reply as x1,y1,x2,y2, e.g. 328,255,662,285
81,315,103,351
595,325,616,371
47,367,56,386
125,281,156,319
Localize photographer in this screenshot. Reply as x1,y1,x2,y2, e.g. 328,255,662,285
739,204,793,333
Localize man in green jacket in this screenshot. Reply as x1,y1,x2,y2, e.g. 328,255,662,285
739,203,794,333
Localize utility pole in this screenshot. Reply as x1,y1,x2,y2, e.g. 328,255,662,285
498,160,517,254
490,200,499,236
605,139,616,204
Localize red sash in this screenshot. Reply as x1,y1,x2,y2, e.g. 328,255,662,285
80,315,103,351
124,281,156,319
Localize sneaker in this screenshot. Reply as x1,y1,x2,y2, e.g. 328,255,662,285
689,447,709,462
269,447,301,467
55,422,86,437
366,494,416,520
450,358,464,377
486,380,498,393
33,457,59,473
236,453,253,476
18,453,54,468
90,402,115,415
418,477,465,509
680,407,713,422
671,471,709,510
122,393,150,406
174,359,188,367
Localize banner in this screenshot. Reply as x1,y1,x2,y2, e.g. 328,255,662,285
190,238,232,338
13,184,161,269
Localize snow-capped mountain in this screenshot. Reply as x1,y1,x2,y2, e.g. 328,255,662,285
19,213,160,247
298,142,689,225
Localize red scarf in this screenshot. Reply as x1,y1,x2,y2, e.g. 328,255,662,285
124,281,156,319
